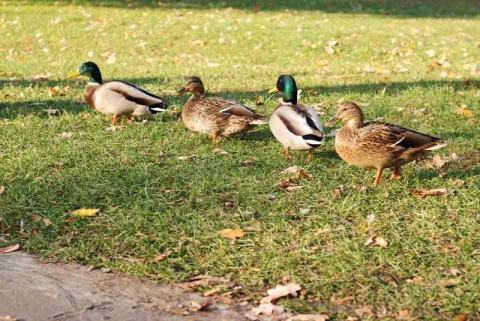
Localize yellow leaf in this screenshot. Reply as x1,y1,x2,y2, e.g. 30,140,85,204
219,228,246,241
454,107,475,118
71,208,100,217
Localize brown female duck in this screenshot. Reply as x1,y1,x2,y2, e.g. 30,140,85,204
67,61,166,124
175,76,267,144
326,102,447,186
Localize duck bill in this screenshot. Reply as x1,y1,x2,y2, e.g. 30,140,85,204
175,88,187,97
325,116,340,127
268,87,279,94
66,71,81,79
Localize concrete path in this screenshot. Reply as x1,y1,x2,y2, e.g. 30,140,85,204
0,252,248,321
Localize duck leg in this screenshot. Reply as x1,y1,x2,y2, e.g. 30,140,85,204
390,166,402,180
284,146,292,159
112,114,119,125
127,116,133,123
307,150,313,162
374,168,383,186
212,133,218,144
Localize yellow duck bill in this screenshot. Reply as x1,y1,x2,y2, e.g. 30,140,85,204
66,71,82,79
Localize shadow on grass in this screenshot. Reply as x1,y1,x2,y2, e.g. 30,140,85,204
17,0,480,18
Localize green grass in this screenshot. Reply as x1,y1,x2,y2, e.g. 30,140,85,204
1,1,479,319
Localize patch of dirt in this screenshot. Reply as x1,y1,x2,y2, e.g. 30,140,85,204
0,252,249,321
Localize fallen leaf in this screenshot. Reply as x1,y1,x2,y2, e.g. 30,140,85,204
409,188,447,198
213,148,229,155
219,228,246,242
280,166,301,175
105,125,124,132
100,267,111,273
0,244,20,254
43,108,59,116
71,208,100,217
287,314,329,321
261,283,301,304
440,278,460,287
396,309,411,320
0,316,18,321
191,299,214,311
252,303,285,316
354,305,373,318
0,186,4,195
365,235,388,248
455,314,469,321
256,96,263,106
48,86,61,97
296,168,313,179
367,214,375,223
279,180,304,192
153,251,171,262
58,132,73,138
240,158,256,166
42,218,52,226
454,106,475,118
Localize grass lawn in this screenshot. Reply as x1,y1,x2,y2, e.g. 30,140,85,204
1,0,479,319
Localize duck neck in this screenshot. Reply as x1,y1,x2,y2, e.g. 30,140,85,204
346,116,363,130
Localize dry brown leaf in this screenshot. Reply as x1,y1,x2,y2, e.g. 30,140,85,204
42,218,52,226
261,283,301,304
280,165,301,175
256,96,263,106
100,267,111,273
58,132,73,138
296,168,313,179
48,86,61,97
365,235,388,248
191,299,214,311
454,107,475,118
105,125,124,132
240,158,256,166
396,309,411,320
252,303,285,316
455,314,469,321
219,228,246,242
0,244,20,254
0,186,4,196
213,147,229,155
288,314,329,321
71,208,100,217
440,278,460,287
354,305,373,318
153,251,171,262
409,188,447,198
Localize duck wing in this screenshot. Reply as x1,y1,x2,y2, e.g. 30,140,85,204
105,81,164,107
362,122,442,149
274,103,324,146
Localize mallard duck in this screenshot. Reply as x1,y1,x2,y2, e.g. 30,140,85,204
175,76,267,144
67,61,166,124
268,75,324,161
326,102,447,186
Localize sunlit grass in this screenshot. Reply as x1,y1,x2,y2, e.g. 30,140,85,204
1,1,479,319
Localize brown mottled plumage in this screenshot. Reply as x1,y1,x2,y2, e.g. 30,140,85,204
326,102,447,186
175,77,267,144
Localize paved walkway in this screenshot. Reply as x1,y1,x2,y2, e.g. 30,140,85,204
0,252,248,321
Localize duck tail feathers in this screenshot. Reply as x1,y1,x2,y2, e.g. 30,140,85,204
148,102,167,114
426,141,448,151
302,134,323,147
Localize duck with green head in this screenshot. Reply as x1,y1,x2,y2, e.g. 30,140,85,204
175,76,267,144
67,61,166,124
268,75,324,161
